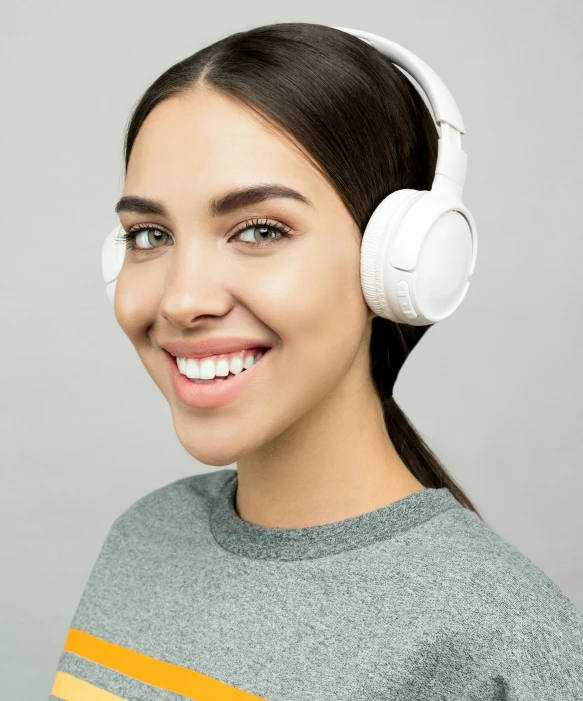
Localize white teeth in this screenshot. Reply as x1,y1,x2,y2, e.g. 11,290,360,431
229,355,244,376
176,350,265,380
215,358,230,377
243,354,256,370
199,357,220,380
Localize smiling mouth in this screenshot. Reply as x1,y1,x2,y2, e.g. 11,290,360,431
173,348,270,383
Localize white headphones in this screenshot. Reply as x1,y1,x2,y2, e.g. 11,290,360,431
102,26,477,326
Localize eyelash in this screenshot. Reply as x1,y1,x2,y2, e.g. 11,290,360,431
114,217,292,252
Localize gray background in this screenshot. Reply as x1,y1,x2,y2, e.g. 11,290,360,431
1,0,581,697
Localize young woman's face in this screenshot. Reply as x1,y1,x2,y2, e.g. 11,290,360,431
115,87,376,466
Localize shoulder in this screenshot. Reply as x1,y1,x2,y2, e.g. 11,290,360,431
110,468,235,538
430,505,580,608
415,502,583,665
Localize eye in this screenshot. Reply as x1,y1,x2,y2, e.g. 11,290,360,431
231,218,293,248
114,218,293,252
115,226,169,250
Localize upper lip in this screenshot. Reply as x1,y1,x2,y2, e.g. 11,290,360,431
160,337,273,359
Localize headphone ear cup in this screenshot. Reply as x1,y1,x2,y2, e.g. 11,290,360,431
412,207,473,321
360,189,425,322
102,225,126,306
361,189,476,325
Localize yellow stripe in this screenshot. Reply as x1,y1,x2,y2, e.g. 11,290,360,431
62,628,267,700
51,671,127,700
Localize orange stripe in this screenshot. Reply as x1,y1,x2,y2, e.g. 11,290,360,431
51,671,127,700
63,628,268,700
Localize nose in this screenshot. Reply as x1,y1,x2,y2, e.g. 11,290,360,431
159,241,233,327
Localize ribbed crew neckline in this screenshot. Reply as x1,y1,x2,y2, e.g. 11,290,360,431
209,472,463,560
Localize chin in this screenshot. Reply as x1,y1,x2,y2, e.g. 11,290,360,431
173,425,252,467
189,451,240,468
174,434,240,467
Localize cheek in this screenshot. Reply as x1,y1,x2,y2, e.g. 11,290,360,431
285,237,363,330
114,273,156,340
251,241,365,369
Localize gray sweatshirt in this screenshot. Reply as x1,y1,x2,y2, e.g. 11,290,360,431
49,468,583,700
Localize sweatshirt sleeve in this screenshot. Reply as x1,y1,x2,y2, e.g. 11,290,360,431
460,600,583,700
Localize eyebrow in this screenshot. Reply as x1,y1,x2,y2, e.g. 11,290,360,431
114,184,314,218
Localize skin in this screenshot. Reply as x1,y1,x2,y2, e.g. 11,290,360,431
115,86,425,529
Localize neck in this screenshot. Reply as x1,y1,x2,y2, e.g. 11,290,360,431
235,376,425,530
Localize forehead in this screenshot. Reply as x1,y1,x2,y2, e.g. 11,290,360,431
124,88,327,206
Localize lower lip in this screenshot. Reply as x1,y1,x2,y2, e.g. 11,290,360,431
164,348,271,409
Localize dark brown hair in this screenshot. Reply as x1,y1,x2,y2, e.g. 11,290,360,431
121,22,483,519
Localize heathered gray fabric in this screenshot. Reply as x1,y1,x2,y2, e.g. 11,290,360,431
49,468,583,700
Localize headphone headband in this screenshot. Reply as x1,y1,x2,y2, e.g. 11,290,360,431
332,27,466,134
332,27,468,195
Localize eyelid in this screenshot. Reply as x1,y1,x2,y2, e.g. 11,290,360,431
125,221,168,235
125,216,293,238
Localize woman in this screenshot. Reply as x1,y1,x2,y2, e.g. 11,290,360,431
49,22,582,701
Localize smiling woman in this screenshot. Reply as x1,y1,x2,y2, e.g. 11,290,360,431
49,21,583,701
